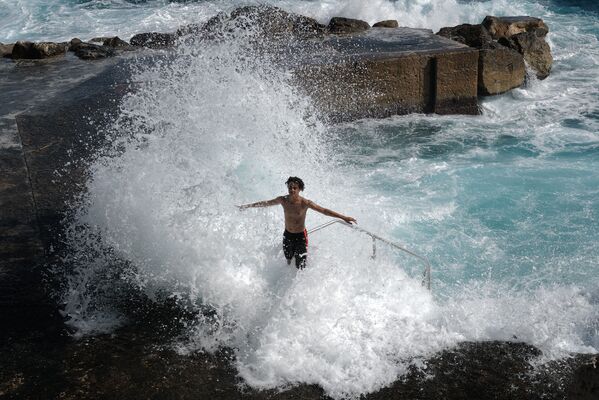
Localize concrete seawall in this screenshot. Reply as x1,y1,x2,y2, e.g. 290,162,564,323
295,27,479,121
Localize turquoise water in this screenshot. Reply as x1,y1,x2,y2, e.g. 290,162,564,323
4,0,598,398
335,114,599,293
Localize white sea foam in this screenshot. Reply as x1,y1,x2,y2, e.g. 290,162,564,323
1,0,538,42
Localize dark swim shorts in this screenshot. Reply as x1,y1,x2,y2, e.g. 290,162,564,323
283,229,308,269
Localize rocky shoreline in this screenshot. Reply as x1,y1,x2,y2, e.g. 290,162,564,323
2,325,597,400
2,6,553,120
1,5,597,400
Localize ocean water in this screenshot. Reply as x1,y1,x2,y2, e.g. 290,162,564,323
3,0,599,398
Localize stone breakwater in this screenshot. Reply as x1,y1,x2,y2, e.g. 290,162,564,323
2,5,596,400
0,5,552,121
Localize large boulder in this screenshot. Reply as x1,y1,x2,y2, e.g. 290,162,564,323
482,16,549,40
177,6,326,40
328,17,370,34
11,41,68,59
500,31,553,79
482,16,552,79
69,38,116,60
478,43,526,95
373,20,399,28
436,23,526,94
130,32,176,48
437,23,492,48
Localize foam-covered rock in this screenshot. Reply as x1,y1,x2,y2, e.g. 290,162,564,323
437,23,492,49
69,38,116,60
89,36,132,49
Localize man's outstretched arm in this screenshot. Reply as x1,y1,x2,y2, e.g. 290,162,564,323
238,196,283,210
307,201,356,224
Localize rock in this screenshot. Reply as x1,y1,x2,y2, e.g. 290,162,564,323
102,36,135,51
32,42,68,58
130,32,176,48
179,6,327,40
501,31,553,79
436,23,527,94
88,36,131,48
69,39,116,60
228,5,326,38
11,41,68,59
0,42,14,58
373,20,399,28
371,341,599,400
478,42,526,95
102,36,128,47
89,37,108,43
482,16,549,40
436,24,492,49
566,354,599,399
69,38,82,48
75,45,116,60
328,17,370,34
482,16,552,80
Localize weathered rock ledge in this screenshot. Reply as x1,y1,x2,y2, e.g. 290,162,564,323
1,326,598,400
1,6,553,121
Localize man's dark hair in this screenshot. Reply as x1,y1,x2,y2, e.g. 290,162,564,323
286,176,304,191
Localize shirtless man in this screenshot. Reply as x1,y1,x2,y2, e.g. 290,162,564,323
238,176,356,269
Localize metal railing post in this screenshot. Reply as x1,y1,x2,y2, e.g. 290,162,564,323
371,236,376,259
308,220,432,290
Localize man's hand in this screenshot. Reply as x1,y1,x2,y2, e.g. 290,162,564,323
343,216,357,224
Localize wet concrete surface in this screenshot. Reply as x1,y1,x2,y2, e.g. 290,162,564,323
0,55,131,342
323,27,472,59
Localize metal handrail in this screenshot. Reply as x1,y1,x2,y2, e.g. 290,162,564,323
308,220,431,290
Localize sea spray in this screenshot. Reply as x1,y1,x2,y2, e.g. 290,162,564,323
62,22,331,329
61,16,445,397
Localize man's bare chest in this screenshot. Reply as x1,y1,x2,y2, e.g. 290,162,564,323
283,202,306,218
